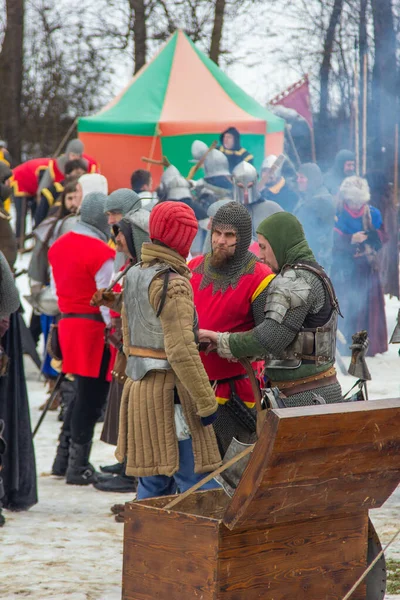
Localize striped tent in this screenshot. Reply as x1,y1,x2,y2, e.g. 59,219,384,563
78,30,285,191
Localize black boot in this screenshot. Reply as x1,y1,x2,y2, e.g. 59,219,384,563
66,441,98,485
100,462,124,475
0,507,4,527
52,430,70,476
94,462,137,493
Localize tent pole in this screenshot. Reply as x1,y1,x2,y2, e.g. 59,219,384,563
147,124,161,173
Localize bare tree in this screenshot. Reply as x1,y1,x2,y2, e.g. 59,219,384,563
319,0,344,129
0,0,24,162
370,0,398,173
21,0,112,157
130,0,148,73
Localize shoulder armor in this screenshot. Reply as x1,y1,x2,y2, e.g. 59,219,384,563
264,269,312,323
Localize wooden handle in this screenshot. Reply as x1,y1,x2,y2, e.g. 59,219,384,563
164,444,254,510
105,261,133,293
186,141,217,180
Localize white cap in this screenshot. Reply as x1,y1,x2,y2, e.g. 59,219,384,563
78,173,108,199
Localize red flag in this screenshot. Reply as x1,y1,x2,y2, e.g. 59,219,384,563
270,76,313,130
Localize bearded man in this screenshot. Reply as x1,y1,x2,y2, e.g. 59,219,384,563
189,202,274,454
199,212,343,408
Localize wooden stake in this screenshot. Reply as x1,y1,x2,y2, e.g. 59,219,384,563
362,53,368,175
394,124,399,208
354,59,360,176
341,526,400,600
164,444,254,510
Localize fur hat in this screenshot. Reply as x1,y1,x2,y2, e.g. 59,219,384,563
149,201,198,258
339,176,370,209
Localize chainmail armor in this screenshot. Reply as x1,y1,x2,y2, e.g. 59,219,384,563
193,201,256,294
105,188,141,216
0,251,20,317
254,268,325,355
282,382,343,407
79,192,110,240
213,403,257,457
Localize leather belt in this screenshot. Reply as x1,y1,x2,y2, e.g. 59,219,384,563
61,312,104,323
129,346,167,360
270,366,337,397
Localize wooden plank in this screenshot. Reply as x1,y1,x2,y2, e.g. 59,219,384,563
217,512,368,599
230,471,399,529
123,502,219,600
224,400,400,529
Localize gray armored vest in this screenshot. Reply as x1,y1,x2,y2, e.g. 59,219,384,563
124,263,172,381
265,264,339,370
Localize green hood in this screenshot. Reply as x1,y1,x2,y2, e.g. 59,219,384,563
256,212,315,270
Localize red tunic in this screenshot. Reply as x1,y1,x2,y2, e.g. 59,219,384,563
189,257,274,406
11,158,51,196
48,232,115,378
48,154,100,184
107,261,129,379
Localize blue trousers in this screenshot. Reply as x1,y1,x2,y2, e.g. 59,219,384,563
137,437,219,500
40,314,58,378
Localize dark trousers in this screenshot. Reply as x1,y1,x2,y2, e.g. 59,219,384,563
29,313,42,347
13,195,36,243
70,347,110,445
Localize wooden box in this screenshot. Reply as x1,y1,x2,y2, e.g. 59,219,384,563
123,399,400,599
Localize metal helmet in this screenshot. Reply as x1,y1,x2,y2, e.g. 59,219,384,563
261,154,278,171
232,161,258,205
159,166,191,201
203,149,230,178
166,175,192,201
189,140,208,163
158,165,182,201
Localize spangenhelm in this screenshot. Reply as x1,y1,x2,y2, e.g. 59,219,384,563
232,161,259,205
203,149,231,178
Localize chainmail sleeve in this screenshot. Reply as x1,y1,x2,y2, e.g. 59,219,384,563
229,270,326,358
0,251,20,318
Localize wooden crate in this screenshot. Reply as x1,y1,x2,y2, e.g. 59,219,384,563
123,398,400,599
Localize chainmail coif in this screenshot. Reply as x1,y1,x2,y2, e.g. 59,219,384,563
193,201,256,294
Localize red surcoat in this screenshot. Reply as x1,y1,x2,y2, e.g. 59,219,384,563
11,158,51,196
189,256,274,406
48,232,115,378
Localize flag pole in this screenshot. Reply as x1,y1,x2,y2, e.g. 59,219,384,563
354,58,360,176
394,124,398,208
310,125,317,162
285,124,301,168
362,53,368,175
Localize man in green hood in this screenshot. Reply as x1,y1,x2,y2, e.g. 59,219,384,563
199,212,344,407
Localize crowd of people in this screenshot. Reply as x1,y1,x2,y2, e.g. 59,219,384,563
0,126,398,526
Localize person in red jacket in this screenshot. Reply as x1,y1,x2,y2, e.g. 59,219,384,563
48,191,115,485
189,202,274,455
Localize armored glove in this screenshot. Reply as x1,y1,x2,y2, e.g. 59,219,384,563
90,289,117,308
348,330,371,381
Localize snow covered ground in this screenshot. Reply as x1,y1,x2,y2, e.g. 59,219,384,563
1,253,399,599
